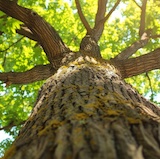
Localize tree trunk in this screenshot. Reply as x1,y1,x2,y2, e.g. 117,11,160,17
3,54,160,159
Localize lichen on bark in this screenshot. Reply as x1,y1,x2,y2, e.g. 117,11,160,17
3,55,160,159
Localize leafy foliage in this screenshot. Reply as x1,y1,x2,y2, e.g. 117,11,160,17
0,0,159,156
0,138,13,157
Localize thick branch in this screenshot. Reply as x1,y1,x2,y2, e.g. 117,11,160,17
139,0,147,37
80,35,101,58
114,48,160,78
114,32,150,60
0,64,55,85
93,0,121,41
92,0,108,41
75,0,92,34
0,0,70,66
95,0,108,27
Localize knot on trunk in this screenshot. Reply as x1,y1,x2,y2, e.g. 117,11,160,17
80,35,101,58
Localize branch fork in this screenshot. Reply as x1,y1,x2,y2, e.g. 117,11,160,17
0,0,159,85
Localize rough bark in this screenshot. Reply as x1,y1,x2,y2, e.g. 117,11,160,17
80,35,101,58
3,55,160,159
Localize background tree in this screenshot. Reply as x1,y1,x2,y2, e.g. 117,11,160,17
0,0,160,158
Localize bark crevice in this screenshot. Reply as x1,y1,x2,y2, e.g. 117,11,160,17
3,57,160,159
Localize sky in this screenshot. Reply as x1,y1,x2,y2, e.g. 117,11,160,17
0,131,12,142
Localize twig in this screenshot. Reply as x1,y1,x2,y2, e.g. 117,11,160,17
145,72,154,100
0,36,24,53
1,37,24,67
102,0,121,24
132,0,141,9
75,0,92,34
2,52,7,67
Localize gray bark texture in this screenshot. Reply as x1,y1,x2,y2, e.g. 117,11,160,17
3,54,160,159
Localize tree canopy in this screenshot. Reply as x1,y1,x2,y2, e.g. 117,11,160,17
0,0,160,156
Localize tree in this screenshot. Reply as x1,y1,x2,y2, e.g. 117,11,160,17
0,0,160,158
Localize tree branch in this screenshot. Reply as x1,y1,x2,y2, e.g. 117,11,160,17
0,64,55,85
16,25,37,41
145,72,154,101
95,0,108,27
103,0,121,24
150,34,160,39
114,48,160,78
139,0,147,37
132,0,141,9
93,0,121,41
92,0,108,41
114,31,150,60
0,0,70,67
75,0,92,34
0,36,24,53
0,36,24,67
0,121,25,131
